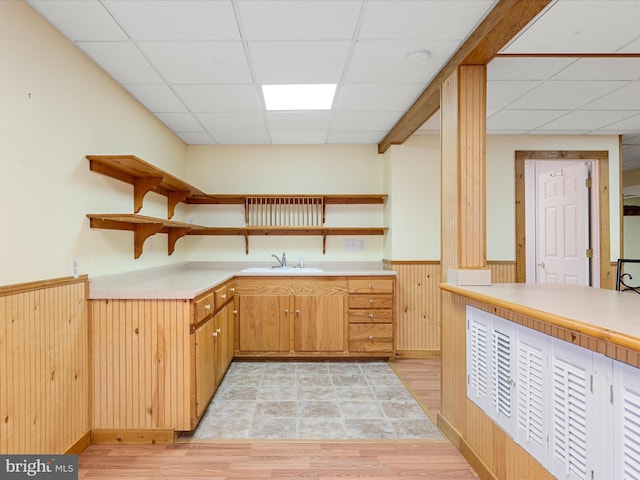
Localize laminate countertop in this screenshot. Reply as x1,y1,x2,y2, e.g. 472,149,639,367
440,282,640,352
89,261,396,300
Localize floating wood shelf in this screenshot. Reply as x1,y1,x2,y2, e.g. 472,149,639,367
87,155,388,257
86,214,202,259
87,155,206,219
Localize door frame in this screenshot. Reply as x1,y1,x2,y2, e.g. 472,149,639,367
515,150,611,287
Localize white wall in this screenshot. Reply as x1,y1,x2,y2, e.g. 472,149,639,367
1,2,187,285
185,144,386,264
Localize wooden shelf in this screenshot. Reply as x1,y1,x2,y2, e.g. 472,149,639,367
87,155,206,219
624,205,640,216
86,155,388,257
86,214,202,259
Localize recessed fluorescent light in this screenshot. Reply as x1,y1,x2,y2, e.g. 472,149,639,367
262,84,336,111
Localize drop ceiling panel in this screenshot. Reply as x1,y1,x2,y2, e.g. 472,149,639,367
487,109,568,131
346,40,459,84
270,131,329,144
337,84,424,111
173,84,261,113
237,0,362,40
123,85,187,113
138,41,252,84
154,112,203,132
504,1,640,53
583,81,640,110
552,57,640,81
331,111,402,131
358,0,497,40
196,112,266,132
536,110,637,132
507,81,629,110
213,131,270,144
249,41,351,84
327,131,386,144
28,0,127,41
265,111,333,131
487,57,577,81
103,0,239,41
77,42,163,84
486,81,541,110
177,132,215,145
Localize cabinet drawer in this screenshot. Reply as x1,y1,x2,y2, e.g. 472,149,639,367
227,282,236,299
348,324,393,353
348,279,393,294
214,284,229,306
348,309,393,323
348,294,393,310
194,292,214,323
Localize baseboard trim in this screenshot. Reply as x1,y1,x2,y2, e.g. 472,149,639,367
437,413,497,480
394,350,441,358
64,430,91,455
91,429,175,445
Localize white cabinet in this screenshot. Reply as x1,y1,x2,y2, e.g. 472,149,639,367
466,306,640,480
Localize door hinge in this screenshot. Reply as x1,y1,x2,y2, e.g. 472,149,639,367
586,248,593,258
590,374,593,393
586,177,593,188
611,384,614,404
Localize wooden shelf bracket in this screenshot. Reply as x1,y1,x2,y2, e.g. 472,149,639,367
133,176,162,213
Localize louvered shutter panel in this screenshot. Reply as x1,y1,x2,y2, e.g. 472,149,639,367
614,361,640,480
491,316,515,436
467,307,491,412
550,339,593,480
515,326,549,468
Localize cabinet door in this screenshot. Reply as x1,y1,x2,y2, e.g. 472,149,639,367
294,295,345,352
214,303,233,384
194,319,216,419
238,295,289,352
614,360,640,480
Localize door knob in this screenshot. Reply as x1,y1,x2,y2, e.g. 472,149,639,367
537,262,545,268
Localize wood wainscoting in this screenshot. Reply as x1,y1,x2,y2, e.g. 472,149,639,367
385,260,516,357
0,276,90,454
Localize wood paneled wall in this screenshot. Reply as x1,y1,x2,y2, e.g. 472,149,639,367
0,276,90,454
388,261,516,356
90,299,193,431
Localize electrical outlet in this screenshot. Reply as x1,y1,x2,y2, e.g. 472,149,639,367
358,240,365,250
345,239,357,252
71,258,79,279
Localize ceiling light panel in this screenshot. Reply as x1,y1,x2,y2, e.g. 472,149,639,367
262,84,336,111
103,0,240,41
237,0,362,40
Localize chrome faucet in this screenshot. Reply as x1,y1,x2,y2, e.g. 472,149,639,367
271,252,286,267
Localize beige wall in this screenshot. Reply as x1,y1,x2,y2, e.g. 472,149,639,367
1,1,187,285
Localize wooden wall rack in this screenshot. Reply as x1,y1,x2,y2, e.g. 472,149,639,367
86,155,388,257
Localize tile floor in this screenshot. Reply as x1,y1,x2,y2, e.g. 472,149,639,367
179,360,444,441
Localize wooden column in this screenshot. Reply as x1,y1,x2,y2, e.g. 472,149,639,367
440,65,490,285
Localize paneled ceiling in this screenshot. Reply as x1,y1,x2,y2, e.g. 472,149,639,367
26,0,640,170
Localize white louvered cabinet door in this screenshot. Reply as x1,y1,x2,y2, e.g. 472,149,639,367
515,326,549,469
549,338,595,480
491,316,516,437
614,360,640,480
466,306,491,413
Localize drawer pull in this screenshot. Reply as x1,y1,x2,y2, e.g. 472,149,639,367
230,287,235,292
295,309,300,317
233,310,238,315
212,331,218,337
368,336,374,341
368,298,374,304
205,304,211,310
368,283,373,289
216,328,221,333
368,313,374,318
284,308,289,314
221,293,227,299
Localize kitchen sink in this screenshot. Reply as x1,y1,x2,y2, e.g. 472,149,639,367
240,266,324,273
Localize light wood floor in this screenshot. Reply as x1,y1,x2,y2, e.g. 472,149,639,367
78,358,478,479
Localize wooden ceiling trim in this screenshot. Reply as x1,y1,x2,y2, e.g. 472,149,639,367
377,0,553,154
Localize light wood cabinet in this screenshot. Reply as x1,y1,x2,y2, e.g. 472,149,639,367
348,277,395,356
235,276,394,358
235,277,348,357
194,316,216,419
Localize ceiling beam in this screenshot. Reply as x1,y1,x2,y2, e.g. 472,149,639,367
377,0,553,154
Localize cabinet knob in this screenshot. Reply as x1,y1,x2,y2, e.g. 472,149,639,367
368,298,374,304
368,313,374,318
284,308,289,314
221,293,227,299
216,328,221,333
212,332,218,337
205,304,211,310
230,287,235,292
368,284,373,289
295,309,300,317
233,310,238,315
368,336,374,341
